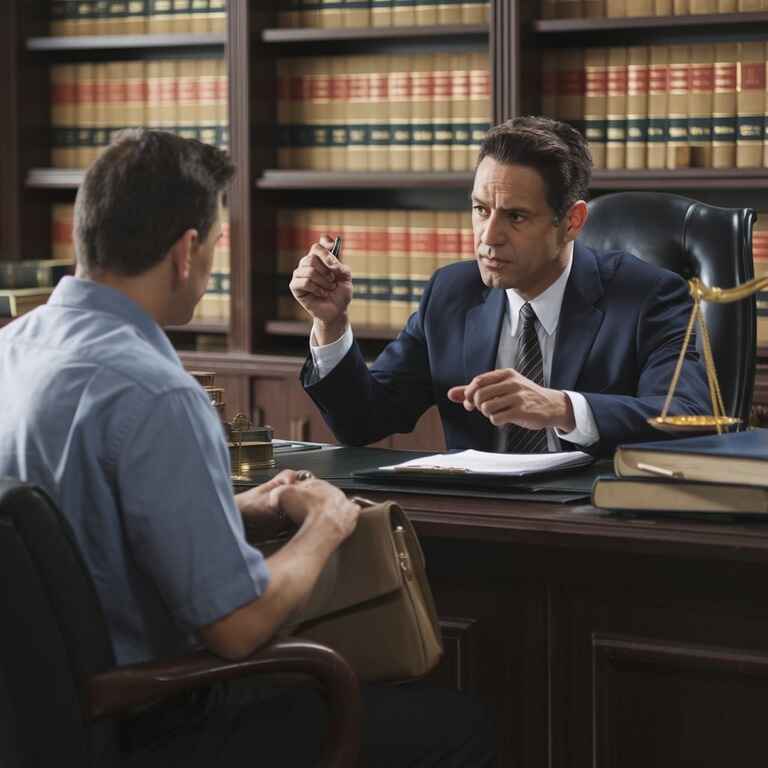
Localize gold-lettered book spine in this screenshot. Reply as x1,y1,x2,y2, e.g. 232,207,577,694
626,0,652,14
436,210,461,272
346,55,374,172
371,0,392,27
415,0,439,25
736,41,765,169
408,210,436,316
688,42,715,168
329,56,349,170
556,48,585,146
432,52,452,172
450,53,471,172
344,0,371,27
369,61,390,172
389,54,412,172
343,210,370,326
410,53,435,172
388,209,410,329
626,46,649,169
666,44,690,169
606,47,627,170
712,42,737,169
367,210,391,328
646,45,668,169
468,51,491,166
584,48,608,169
148,0,174,33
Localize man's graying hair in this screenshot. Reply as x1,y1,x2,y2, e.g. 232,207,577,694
477,116,592,223
74,129,235,276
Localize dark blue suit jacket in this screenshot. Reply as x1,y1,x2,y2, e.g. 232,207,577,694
303,242,710,457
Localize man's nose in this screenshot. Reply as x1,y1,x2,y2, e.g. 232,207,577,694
481,211,505,245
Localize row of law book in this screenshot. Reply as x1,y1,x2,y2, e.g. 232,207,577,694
275,208,474,329
542,43,768,171
0,257,74,317
277,52,490,172
593,428,768,516
50,0,227,35
541,0,768,17
51,58,228,169
278,0,489,28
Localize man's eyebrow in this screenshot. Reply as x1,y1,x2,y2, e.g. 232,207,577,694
469,195,534,215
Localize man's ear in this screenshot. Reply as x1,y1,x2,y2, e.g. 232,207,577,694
168,228,198,285
562,200,588,242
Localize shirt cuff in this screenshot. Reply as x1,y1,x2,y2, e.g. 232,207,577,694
554,391,599,447
309,322,353,380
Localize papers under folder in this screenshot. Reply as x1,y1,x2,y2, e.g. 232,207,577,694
368,449,593,477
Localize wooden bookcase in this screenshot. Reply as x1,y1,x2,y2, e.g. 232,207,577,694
3,0,768,446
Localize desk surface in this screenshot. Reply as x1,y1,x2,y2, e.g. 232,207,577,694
243,445,768,564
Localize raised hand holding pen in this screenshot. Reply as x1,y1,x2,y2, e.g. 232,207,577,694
290,235,353,345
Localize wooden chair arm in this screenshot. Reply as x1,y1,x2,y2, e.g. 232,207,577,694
87,638,361,768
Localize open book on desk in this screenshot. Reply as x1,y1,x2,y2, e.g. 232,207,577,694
354,449,593,483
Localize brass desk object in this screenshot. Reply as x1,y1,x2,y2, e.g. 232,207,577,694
650,275,767,434
227,413,276,481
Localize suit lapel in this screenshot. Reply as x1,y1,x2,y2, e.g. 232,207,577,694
550,242,606,392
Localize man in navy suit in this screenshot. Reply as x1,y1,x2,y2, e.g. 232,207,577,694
290,116,710,457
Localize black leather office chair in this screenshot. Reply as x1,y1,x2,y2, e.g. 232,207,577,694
579,191,756,425
0,478,361,768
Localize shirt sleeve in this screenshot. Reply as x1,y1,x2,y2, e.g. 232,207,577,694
116,386,270,632
555,390,600,447
309,321,354,380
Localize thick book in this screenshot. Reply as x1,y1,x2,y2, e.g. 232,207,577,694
614,429,768,487
592,475,768,515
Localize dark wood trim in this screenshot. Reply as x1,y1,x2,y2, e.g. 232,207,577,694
491,0,516,122
534,11,768,34
0,2,20,260
257,170,474,189
592,168,768,190
262,24,487,43
266,320,399,340
26,33,226,51
178,350,306,376
165,321,229,334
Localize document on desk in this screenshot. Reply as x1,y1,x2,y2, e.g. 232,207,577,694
373,449,593,477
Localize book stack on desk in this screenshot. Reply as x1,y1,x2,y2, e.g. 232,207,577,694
592,429,768,516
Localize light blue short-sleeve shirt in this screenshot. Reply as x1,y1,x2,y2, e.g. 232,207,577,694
0,276,270,665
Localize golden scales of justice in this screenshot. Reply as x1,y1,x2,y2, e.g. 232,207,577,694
649,275,768,434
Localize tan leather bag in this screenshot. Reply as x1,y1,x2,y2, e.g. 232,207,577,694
256,498,443,683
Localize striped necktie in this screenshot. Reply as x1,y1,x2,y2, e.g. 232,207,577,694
505,302,549,454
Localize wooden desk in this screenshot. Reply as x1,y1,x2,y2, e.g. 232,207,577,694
349,488,768,768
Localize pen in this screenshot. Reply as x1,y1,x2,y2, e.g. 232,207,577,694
330,236,343,260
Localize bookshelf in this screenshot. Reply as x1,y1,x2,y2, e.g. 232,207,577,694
3,0,768,447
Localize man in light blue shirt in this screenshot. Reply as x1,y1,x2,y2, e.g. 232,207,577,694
0,130,496,767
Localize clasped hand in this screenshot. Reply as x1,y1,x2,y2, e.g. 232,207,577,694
447,368,575,432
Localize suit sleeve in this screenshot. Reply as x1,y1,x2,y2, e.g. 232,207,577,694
301,282,437,446
578,271,710,456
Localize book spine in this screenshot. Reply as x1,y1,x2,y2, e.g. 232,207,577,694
541,0,557,17
344,0,371,27
148,0,174,32
415,0,439,24
438,0,462,24
278,0,300,28
666,44,690,169
329,56,349,170
368,209,391,327
410,53,435,172
737,0,762,9
93,63,108,161
388,209,410,328
688,43,714,168
369,62,390,171
276,210,294,321
177,58,198,139
689,0,715,11
125,60,145,132
468,51,491,164
654,0,672,13
145,59,162,131
557,48,585,138
344,210,370,326
672,0,688,13
216,58,228,151
408,211,436,315
52,203,75,262
461,0,489,24
307,57,332,170
218,206,230,323
346,55,372,171
190,0,209,33
712,42,737,169
626,47,650,170
51,64,77,169
389,55,412,171
318,0,344,28
605,0,626,15
172,0,193,33
461,211,474,261
197,58,219,146
584,47,608,169
392,0,416,26
450,53,470,171
207,0,226,33
626,0,653,14
606,47,627,169
371,0,393,26
77,62,97,169
277,59,294,169
736,41,765,169
435,210,461,270
540,49,558,122
432,52,453,172
646,45,668,168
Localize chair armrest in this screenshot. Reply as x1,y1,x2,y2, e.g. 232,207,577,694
87,638,361,768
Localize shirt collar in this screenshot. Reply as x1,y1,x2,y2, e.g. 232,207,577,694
505,242,574,338
48,276,181,365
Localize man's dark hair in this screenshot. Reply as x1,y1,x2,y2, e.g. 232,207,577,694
74,129,235,276
477,116,592,223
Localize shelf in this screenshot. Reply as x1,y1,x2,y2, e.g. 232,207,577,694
257,170,474,190
590,169,768,191
166,321,229,334
262,24,488,43
266,320,398,340
27,169,84,189
534,11,768,34
26,32,226,52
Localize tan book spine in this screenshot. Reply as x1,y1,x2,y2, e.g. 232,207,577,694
346,55,373,172
438,0,463,23
584,48,608,169
189,0,209,33
408,211,437,316
371,0,392,26
432,52,452,171
716,0,736,10
51,64,77,169
738,0,762,9
392,0,416,25
52,203,75,262
388,210,410,328
450,53,471,171
410,54,435,172
666,44,690,169
436,210,461,271
712,42,738,169
367,210,391,328
148,0,173,32
606,0,626,15
461,211,474,260
415,0,438,25
124,60,144,132
343,210,370,326
583,0,606,16
145,59,161,131
556,48,585,144
329,56,349,170
73,0,97,35
207,0,226,32
654,0,672,13
606,47,627,169
672,0,688,13
307,56,332,171
93,63,108,161
368,62,390,171
126,0,147,33
172,0,193,32
277,59,294,169
177,59,197,139
626,0,653,14
388,55,411,172
626,47,649,169
689,0,715,11
556,0,583,17
319,0,344,28
688,43,714,168
461,1,490,24
540,49,558,120
344,0,371,27
736,41,765,168
159,59,178,133
76,62,96,169
197,59,218,146
96,0,112,34
468,51,491,165
646,45,668,168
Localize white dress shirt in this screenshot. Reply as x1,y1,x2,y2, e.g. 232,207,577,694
310,244,599,449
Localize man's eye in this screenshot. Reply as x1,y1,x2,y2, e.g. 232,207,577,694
472,205,488,217
508,213,525,223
